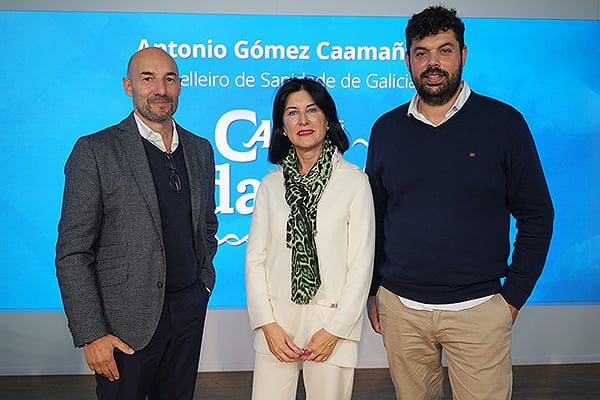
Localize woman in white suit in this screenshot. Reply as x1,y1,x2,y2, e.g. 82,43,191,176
245,77,375,400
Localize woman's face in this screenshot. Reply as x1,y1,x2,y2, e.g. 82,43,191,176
282,89,328,156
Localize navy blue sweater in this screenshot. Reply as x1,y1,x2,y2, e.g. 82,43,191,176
142,139,198,292
365,92,554,309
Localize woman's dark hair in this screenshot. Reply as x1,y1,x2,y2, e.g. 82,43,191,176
268,77,349,165
405,6,465,55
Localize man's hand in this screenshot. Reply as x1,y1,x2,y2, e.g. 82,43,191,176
301,329,340,363
83,334,134,381
507,302,519,325
367,296,381,334
261,323,303,363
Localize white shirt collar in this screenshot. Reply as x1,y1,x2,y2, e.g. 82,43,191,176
407,81,472,127
133,113,179,153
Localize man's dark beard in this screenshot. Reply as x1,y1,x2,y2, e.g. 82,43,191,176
414,64,462,106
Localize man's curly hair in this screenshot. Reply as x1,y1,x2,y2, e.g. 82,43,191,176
405,6,466,55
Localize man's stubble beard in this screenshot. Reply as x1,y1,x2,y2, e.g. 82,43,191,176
136,96,177,123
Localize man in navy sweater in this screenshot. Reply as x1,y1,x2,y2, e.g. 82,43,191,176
365,6,554,399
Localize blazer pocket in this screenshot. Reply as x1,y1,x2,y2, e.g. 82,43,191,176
314,298,338,325
96,243,128,261
97,264,129,287
315,298,339,309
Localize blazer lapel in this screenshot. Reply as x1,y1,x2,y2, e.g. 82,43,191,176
180,128,204,242
115,113,163,240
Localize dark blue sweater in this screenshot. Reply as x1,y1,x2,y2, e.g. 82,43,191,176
365,92,554,309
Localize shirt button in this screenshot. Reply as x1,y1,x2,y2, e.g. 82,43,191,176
157,281,163,288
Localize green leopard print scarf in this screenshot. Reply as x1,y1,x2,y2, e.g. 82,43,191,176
283,138,335,305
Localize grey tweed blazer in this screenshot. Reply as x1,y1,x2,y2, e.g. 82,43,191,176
55,113,218,350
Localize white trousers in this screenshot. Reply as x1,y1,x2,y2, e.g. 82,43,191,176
251,351,355,400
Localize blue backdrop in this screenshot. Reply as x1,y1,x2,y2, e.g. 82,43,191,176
1,12,599,310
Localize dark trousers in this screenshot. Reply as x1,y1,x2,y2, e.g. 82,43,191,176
96,281,209,400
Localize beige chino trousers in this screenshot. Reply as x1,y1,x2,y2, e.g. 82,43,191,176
378,286,513,400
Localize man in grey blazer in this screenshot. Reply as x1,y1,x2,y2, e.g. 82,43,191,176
56,47,218,399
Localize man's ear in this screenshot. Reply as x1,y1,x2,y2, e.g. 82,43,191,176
122,77,133,97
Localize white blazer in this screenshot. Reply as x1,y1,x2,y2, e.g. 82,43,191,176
245,152,375,367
